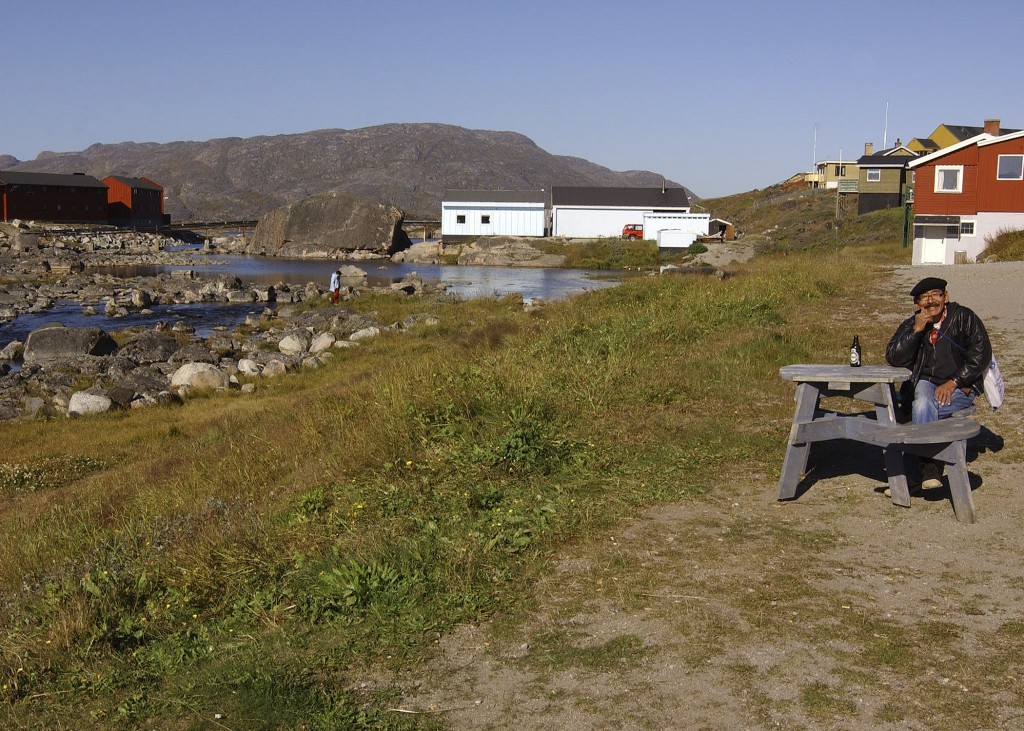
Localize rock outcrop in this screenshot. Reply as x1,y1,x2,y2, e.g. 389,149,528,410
24,324,119,362
394,236,567,267
247,190,411,259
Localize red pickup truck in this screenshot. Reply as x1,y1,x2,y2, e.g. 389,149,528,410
621,224,643,240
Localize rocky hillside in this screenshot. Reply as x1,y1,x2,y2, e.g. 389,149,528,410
2,123,688,220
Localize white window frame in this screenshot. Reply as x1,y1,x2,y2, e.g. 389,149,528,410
997,154,1024,181
866,168,881,182
960,221,976,236
935,165,963,193
456,214,466,224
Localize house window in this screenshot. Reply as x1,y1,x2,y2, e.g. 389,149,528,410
935,165,963,193
481,215,491,225
834,165,846,176
997,154,1023,180
456,214,466,224
866,169,881,182
960,221,975,236
946,225,960,237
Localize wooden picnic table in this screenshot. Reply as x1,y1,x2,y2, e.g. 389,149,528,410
777,364,981,522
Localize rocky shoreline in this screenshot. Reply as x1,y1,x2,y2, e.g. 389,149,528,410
0,221,448,422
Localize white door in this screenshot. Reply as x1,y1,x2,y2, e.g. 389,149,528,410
920,226,948,264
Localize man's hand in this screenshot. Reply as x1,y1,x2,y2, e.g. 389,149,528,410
935,379,958,406
913,310,934,332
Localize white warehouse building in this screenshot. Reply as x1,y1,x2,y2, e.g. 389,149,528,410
441,190,547,241
550,186,692,238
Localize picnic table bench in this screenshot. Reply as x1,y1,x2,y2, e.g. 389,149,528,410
777,364,981,523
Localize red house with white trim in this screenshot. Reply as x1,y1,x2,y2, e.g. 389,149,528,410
908,119,1024,265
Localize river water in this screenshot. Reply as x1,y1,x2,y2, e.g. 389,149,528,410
1,251,622,347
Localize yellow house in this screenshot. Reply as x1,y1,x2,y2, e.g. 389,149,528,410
908,119,1019,153
814,158,858,190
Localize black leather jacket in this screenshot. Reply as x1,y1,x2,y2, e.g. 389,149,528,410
885,301,992,390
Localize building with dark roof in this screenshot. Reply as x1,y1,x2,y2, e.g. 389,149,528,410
908,119,1021,154
908,127,1024,265
0,171,109,223
549,186,690,238
103,176,165,227
855,143,918,215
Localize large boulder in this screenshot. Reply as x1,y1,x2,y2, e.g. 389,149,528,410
170,362,229,390
67,391,113,417
247,190,411,258
118,331,182,364
278,333,309,355
24,324,118,363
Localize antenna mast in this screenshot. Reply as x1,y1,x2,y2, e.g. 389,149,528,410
812,123,818,172
883,101,889,149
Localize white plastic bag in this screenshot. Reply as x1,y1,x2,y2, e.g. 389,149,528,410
983,354,1005,410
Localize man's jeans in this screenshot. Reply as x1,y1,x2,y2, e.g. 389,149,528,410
907,380,976,483
912,379,976,424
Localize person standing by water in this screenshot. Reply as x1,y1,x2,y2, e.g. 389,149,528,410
329,269,341,303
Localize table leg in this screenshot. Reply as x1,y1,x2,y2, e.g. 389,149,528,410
883,447,912,507
874,380,902,424
778,383,820,500
946,442,976,524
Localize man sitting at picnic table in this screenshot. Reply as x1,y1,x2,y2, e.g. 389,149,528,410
885,276,992,490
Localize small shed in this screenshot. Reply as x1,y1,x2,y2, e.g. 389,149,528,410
708,218,735,241
644,212,710,246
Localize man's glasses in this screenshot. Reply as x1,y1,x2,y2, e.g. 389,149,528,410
915,290,945,303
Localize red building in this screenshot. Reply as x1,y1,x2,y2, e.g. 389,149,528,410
103,176,165,227
908,121,1024,265
0,171,109,223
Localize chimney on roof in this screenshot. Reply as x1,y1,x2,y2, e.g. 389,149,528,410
865,142,874,155
895,138,902,147
984,119,1001,135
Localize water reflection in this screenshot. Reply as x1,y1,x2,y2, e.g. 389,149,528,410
2,301,267,348
1,255,621,348
91,255,620,302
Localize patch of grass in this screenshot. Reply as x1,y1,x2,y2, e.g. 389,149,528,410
525,631,651,673
801,680,858,719
538,238,662,269
0,455,110,497
982,228,1024,261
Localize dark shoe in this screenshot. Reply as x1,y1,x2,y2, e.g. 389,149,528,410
921,461,943,490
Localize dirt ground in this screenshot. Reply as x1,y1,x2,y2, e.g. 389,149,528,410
400,262,1024,731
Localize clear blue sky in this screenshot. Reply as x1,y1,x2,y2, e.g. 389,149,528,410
3,0,1023,198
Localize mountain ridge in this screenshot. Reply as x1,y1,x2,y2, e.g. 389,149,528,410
3,123,692,221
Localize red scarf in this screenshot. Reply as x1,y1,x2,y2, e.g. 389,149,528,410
928,307,947,345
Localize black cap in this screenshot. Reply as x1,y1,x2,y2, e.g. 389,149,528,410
910,277,947,298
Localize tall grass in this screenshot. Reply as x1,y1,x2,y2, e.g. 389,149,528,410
0,251,890,728
982,228,1024,260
